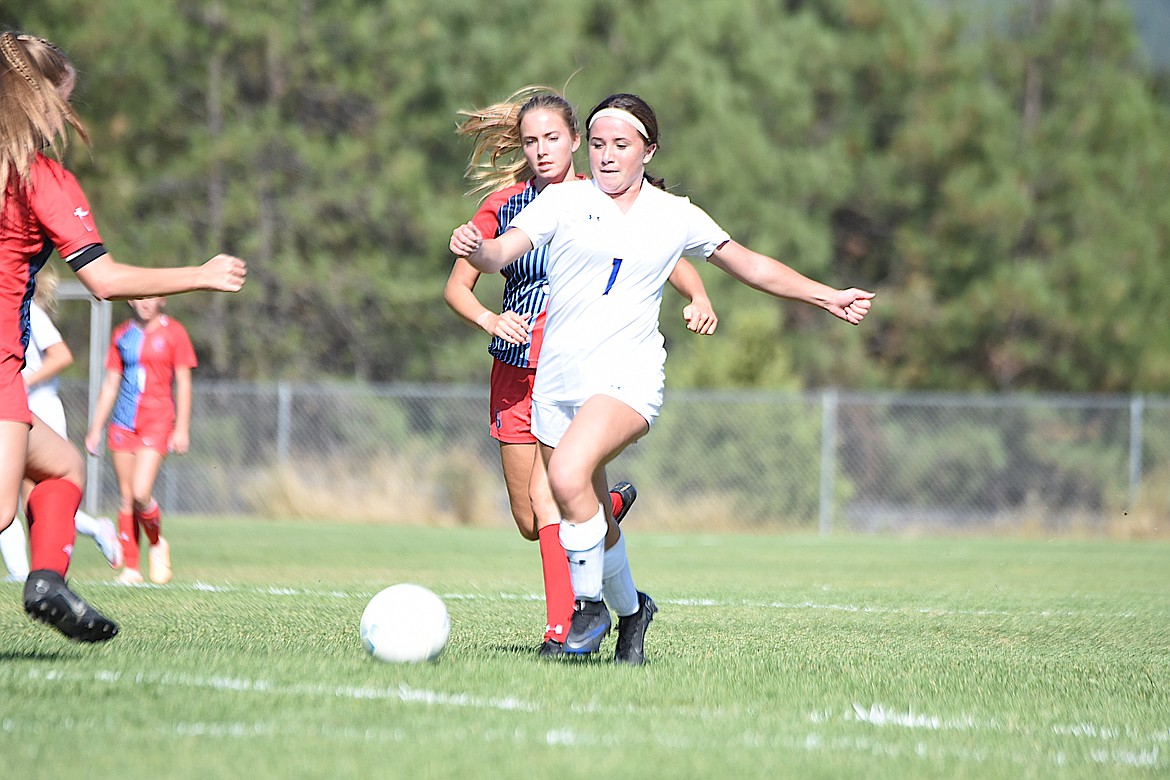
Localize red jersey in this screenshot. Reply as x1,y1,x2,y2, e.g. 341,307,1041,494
0,154,106,422
0,153,106,366
106,316,197,432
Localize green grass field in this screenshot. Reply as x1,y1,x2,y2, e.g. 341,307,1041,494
1,517,1167,779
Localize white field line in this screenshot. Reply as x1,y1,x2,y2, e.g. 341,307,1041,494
70,579,1149,621
4,666,1165,770
19,666,541,713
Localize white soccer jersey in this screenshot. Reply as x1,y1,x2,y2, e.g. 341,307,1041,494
508,179,729,414
23,302,68,434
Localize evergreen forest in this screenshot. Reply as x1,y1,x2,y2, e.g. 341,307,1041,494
7,0,1170,393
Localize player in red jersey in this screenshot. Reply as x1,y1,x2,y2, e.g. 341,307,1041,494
0,32,245,641
85,297,195,585
444,88,718,656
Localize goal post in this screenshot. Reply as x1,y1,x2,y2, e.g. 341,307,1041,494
56,278,113,516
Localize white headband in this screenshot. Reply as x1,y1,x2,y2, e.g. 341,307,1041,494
588,107,650,140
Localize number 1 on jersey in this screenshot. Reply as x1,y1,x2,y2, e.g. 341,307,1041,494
603,258,623,295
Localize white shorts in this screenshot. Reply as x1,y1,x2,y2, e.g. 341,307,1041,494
28,394,67,438
531,392,661,448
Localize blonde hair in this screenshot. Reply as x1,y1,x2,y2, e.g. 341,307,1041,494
456,85,579,199
33,263,60,313
0,32,88,194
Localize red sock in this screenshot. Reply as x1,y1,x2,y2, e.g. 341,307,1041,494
26,479,82,576
610,491,623,519
118,510,139,569
135,500,161,546
537,523,574,643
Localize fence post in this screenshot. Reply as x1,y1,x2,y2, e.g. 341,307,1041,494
277,381,291,464
819,388,838,537
1129,394,1144,509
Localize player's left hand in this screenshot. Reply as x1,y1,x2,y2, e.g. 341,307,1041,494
682,299,718,335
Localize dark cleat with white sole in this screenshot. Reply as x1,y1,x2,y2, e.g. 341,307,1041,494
23,570,119,643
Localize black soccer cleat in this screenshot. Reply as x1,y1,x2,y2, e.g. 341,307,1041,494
614,591,657,666
23,570,119,643
538,638,565,658
610,481,637,524
563,599,611,655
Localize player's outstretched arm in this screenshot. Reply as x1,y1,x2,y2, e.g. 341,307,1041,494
75,253,246,301
666,258,718,335
708,240,874,325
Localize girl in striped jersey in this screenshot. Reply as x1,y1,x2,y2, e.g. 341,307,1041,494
0,32,245,642
444,88,718,656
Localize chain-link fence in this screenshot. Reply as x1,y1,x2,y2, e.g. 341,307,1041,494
57,381,1170,536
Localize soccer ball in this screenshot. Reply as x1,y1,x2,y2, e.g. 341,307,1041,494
360,583,450,663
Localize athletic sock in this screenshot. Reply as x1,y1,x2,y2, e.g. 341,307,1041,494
25,479,81,576
559,505,607,602
117,510,138,570
0,518,30,578
601,531,639,617
73,509,101,540
135,500,161,546
537,524,574,643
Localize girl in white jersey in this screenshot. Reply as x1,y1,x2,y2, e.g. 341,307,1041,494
0,268,121,581
444,88,718,657
451,93,874,665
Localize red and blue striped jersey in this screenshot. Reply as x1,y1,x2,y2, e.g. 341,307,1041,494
106,315,197,432
472,178,581,369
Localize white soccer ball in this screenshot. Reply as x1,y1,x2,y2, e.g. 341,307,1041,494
360,583,450,663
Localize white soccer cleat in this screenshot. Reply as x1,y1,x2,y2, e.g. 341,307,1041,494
148,537,172,584
95,517,123,569
116,568,145,585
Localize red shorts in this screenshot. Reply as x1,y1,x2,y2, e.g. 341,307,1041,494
489,359,536,444
108,422,171,455
0,354,32,425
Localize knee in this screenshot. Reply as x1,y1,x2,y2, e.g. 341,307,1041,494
60,450,86,488
545,459,585,505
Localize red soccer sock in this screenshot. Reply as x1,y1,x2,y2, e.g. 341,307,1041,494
117,510,139,570
537,523,574,643
26,479,82,577
135,500,161,546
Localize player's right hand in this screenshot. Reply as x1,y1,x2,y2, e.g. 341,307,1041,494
449,222,484,258
203,254,247,292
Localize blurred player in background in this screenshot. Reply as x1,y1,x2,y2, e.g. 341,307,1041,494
444,87,718,656
85,297,196,586
451,92,873,664
0,266,121,582
0,31,246,641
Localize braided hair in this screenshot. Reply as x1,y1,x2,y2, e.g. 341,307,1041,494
0,32,88,194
